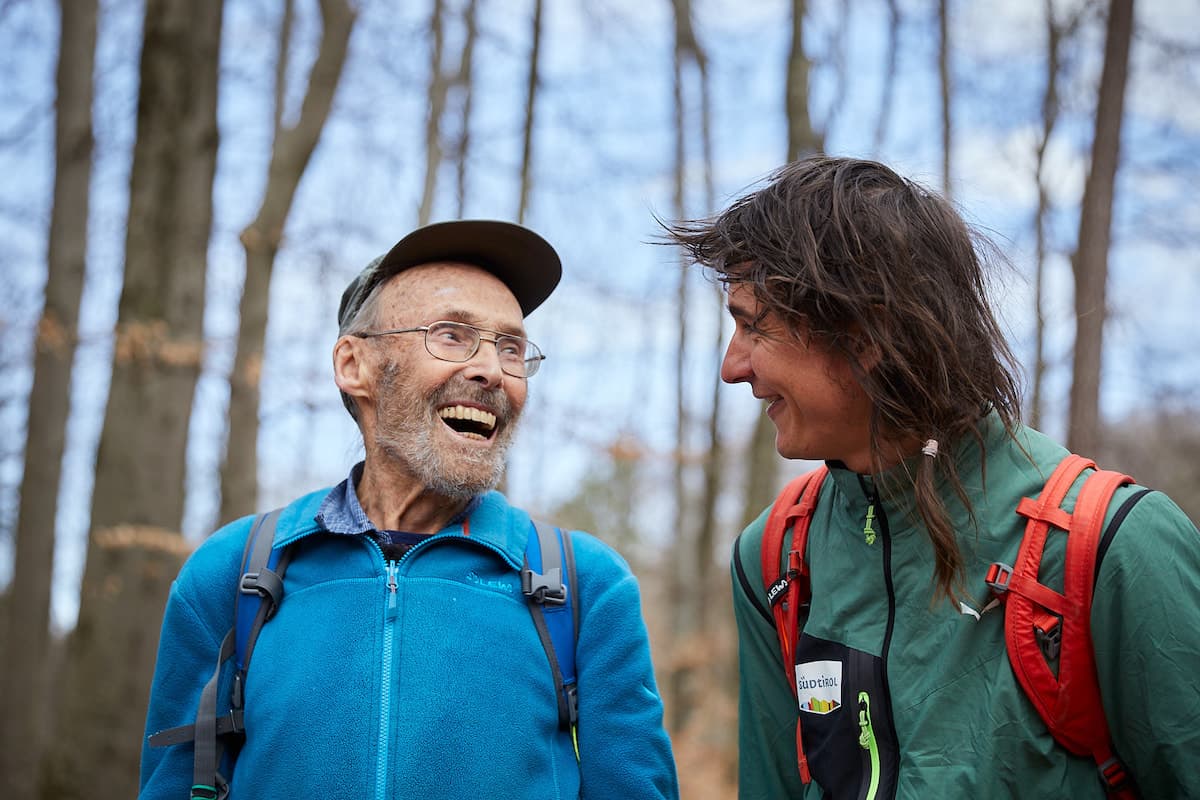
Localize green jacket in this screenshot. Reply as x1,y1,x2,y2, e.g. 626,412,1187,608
732,415,1200,799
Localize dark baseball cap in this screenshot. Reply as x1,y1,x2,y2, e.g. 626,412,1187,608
337,219,562,332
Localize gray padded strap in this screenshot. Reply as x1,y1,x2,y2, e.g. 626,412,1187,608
192,628,236,795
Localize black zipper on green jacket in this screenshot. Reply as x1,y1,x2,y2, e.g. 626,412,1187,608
859,478,901,795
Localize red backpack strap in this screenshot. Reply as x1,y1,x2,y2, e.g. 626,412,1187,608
989,454,1137,798
760,465,829,784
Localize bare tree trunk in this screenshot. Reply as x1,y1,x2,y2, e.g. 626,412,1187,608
1030,0,1063,431
419,0,448,227
1068,0,1133,455
40,2,224,796
218,0,355,525
694,65,731,781
0,1,97,795
664,3,732,787
786,0,817,163
668,0,696,733
273,0,295,134
740,0,822,529
692,37,719,640
873,0,900,155
938,0,952,196
516,0,544,224
452,0,477,217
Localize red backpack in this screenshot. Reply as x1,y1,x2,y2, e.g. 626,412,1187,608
760,454,1138,798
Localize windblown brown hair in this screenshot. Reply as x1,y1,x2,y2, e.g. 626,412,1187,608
667,156,1023,604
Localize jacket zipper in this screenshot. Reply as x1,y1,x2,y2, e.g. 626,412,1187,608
376,559,399,800
858,478,900,796
371,537,431,798
858,690,880,800
368,532,513,799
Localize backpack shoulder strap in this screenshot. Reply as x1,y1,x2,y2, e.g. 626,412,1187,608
759,465,829,785
235,509,292,680
988,454,1138,798
523,520,580,756
148,509,292,800
761,467,829,691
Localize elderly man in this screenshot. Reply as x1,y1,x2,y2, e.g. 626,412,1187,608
140,220,679,799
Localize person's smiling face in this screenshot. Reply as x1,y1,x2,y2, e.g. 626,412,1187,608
721,282,875,472
365,262,529,498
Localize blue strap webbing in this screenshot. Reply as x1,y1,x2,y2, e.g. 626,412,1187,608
525,522,578,729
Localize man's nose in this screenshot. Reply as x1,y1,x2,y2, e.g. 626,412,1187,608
462,339,506,386
720,335,750,384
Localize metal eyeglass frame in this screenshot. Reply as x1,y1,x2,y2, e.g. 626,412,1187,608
353,320,545,378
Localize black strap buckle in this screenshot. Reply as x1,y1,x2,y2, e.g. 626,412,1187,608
1034,620,1062,661
239,568,284,622
565,683,580,727
522,566,566,605
220,708,244,737
240,567,283,600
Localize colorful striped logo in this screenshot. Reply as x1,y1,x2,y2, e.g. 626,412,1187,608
803,697,840,714
796,659,842,715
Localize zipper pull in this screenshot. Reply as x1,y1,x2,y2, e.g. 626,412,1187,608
858,691,873,748
863,503,877,545
386,561,399,620
857,690,882,799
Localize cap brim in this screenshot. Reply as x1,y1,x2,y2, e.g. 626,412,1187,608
376,220,562,317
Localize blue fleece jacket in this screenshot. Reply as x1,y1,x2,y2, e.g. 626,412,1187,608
139,486,679,799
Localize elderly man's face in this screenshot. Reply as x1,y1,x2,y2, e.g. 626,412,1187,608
365,262,529,499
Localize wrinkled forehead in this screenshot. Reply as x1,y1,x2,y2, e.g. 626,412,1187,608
378,261,524,329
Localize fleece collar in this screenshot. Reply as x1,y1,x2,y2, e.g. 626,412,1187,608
268,464,532,572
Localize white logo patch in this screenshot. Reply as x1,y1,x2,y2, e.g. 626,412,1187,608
795,659,842,714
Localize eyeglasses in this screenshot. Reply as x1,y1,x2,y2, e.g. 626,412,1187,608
354,320,545,378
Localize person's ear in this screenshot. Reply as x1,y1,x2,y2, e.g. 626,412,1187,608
333,335,374,410
845,320,883,373
854,334,882,372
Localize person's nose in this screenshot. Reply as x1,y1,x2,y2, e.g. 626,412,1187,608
720,333,751,384
461,338,506,387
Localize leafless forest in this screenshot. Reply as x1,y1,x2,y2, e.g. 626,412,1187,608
0,0,1197,797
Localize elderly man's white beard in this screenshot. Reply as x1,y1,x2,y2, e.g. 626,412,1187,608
372,362,521,501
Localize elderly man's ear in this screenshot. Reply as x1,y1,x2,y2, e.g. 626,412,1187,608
334,336,374,410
